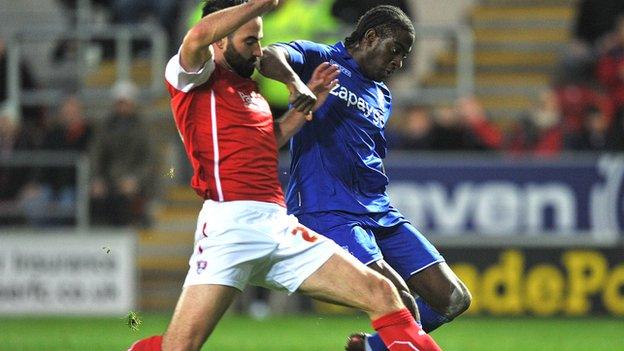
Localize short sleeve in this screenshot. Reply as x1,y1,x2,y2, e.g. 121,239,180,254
274,40,330,82
165,46,216,92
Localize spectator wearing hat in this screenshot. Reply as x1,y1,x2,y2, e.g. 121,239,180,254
90,81,156,226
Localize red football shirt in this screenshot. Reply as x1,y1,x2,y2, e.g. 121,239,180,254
165,50,285,206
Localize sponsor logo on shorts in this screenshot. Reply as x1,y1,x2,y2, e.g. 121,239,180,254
196,260,208,274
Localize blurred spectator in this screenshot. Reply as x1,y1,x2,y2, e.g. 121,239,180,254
596,15,624,119
19,95,93,226
508,89,564,156
574,0,624,47
554,41,613,135
0,105,42,224
565,105,610,151
90,81,156,226
390,105,433,150
424,98,502,151
429,105,468,150
0,39,44,126
456,96,504,150
557,41,595,85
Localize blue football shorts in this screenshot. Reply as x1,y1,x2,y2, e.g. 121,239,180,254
297,207,445,280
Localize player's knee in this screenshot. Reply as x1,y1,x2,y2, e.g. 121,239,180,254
445,284,472,319
365,273,402,313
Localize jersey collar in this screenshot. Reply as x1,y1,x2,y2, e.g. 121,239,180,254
333,41,383,85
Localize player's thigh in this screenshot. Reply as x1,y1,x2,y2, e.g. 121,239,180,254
298,212,382,266
296,249,402,318
377,222,445,282
163,284,240,351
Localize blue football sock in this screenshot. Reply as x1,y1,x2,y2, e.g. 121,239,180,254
416,297,450,333
366,332,386,351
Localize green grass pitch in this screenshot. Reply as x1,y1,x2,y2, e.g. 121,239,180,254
0,314,622,350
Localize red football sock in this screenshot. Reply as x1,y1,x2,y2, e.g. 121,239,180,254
127,335,162,351
372,308,442,351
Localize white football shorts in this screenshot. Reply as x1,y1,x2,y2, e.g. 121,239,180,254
183,200,340,293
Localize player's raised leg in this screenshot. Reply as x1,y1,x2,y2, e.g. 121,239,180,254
352,221,471,350
297,249,442,351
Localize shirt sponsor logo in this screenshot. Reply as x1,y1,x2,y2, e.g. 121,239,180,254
329,83,385,128
238,91,264,108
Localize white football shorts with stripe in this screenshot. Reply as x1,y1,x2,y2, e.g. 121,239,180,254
184,199,339,293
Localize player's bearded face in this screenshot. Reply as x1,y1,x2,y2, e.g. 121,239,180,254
224,41,257,78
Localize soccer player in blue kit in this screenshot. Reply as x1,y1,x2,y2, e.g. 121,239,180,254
258,5,472,351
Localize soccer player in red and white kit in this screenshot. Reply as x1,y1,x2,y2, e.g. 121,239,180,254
128,1,442,350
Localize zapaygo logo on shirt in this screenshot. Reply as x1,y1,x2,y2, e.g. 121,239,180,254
329,83,385,128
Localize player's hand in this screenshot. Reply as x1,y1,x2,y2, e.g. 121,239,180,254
305,62,340,120
287,78,318,115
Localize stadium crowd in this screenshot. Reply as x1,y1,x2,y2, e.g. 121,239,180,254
1,0,623,227
388,1,624,155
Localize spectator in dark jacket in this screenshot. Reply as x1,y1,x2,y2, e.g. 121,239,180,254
565,105,610,151
508,89,564,156
90,81,156,226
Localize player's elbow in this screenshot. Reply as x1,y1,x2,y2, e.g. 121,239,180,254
182,27,213,53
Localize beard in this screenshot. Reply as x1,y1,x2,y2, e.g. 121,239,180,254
224,44,256,78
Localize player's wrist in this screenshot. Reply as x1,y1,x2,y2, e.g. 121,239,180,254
285,75,303,92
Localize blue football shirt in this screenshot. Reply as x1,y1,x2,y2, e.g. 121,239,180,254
277,40,394,215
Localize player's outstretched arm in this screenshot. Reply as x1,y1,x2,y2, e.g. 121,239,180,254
274,62,339,148
258,44,318,114
180,0,278,72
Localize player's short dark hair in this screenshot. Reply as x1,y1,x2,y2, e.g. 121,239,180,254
344,5,415,48
202,0,248,17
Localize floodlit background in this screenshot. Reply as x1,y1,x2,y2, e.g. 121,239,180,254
0,0,623,350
